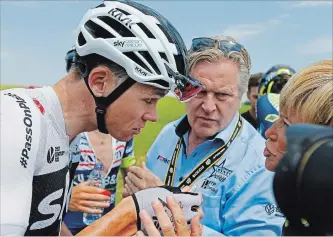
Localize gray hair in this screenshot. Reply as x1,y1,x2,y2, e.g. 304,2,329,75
106,63,129,86
72,62,129,86
188,35,251,96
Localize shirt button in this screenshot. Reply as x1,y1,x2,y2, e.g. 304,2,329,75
179,177,183,181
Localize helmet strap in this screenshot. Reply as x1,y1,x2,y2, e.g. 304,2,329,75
84,77,136,134
74,53,136,134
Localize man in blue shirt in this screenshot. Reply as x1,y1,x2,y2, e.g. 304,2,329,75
124,36,285,236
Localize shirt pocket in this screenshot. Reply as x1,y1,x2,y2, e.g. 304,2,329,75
201,192,222,231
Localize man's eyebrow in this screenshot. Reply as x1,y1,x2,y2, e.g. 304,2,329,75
216,87,235,93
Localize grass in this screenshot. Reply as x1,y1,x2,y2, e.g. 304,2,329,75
133,96,186,157
0,84,24,90
1,84,251,203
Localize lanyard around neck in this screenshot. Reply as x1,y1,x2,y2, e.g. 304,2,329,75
164,115,243,189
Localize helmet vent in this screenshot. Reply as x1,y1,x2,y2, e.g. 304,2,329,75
97,16,135,37
78,32,87,46
115,8,130,15
138,51,160,75
157,24,174,44
123,51,152,74
85,20,115,39
137,23,155,39
159,52,168,63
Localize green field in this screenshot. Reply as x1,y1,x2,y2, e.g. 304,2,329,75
0,85,24,90
133,96,186,157
1,85,250,203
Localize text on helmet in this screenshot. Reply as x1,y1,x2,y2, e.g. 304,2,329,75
108,8,134,29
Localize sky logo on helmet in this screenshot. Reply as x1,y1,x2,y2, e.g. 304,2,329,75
114,40,125,47
114,40,143,48
108,8,134,29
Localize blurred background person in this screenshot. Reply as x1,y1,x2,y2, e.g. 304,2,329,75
241,72,263,128
256,64,296,138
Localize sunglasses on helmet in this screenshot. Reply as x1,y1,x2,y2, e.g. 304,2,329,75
190,37,250,71
165,64,205,102
190,37,244,53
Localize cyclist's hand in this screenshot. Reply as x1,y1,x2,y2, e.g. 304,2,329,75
125,162,163,195
132,186,202,235
135,196,203,236
69,181,111,214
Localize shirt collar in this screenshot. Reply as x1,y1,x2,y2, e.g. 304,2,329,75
175,112,240,143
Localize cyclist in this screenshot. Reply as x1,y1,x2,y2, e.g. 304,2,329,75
0,0,204,235
63,48,137,235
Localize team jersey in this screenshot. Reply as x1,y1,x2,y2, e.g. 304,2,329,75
256,93,280,138
64,133,134,234
0,87,79,236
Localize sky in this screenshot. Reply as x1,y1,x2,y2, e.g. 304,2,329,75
1,0,332,87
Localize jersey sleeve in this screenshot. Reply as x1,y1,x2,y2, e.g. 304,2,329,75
0,91,42,236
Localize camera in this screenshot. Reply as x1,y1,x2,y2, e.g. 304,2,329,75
273,124,333,236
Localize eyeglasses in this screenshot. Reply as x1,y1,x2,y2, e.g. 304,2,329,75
189,37,250,71
274,116,291,129
165,63,205,102
283,117,291,127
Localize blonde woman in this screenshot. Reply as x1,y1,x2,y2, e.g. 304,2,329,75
264,59,333,171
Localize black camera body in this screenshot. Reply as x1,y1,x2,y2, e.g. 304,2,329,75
273,124,333,236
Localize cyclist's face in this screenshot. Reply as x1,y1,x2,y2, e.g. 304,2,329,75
105,83,167,141
185,59,242,140
264,110,301,171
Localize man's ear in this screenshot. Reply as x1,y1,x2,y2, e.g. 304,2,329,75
87,66,115,97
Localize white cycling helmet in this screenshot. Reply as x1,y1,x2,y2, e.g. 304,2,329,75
75,0,203,91
73,0,204,134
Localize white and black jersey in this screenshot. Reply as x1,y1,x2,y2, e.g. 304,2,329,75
1,87,78,236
